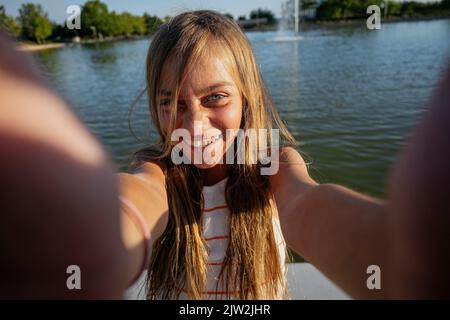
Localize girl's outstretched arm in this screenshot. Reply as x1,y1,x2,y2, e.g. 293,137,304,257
271,149,387,299
272,64,450,299
0,33,168,298
118,162,168,288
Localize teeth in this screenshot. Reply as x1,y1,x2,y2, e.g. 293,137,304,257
193,133,223,148
193,140,202,147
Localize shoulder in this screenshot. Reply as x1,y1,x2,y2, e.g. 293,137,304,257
270,146,312,185
269,146,317,209
280,146,307,166
118,160,168,238
118,160,166,198
135,160,166,180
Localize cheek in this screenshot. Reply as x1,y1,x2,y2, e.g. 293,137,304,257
214,103,242,130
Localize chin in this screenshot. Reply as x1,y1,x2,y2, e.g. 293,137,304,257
191,152,225,169
186,135,228,169
193,163,220,170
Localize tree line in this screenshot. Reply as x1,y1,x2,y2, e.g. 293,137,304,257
3,0,447,43
0,1,167,44
315,0,450,21
0,1,280,43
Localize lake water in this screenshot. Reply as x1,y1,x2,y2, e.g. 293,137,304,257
35,19,450,198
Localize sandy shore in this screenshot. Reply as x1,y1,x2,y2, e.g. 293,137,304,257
18,42,65,52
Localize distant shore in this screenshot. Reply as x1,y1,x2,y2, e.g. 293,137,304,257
17,35,149,52
311,14,450,27
245,14,450,32
18,42,65,52
16,15,450,51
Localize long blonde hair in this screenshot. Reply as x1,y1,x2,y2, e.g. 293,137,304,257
130,10,296,299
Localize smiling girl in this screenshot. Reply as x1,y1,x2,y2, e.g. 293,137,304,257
2,10,450,300
123,10,296,299
118,10,383,300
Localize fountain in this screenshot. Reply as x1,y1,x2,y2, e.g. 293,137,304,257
269,0,303,43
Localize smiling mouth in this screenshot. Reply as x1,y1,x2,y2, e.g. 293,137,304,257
192,133,224,148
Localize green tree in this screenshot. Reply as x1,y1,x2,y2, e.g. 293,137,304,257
18,4,51,42
443,0,450,9
316,0,383,20
249,8,277,24
18,3,52,43
103,11,120,37
51,23,77,41
302,0,318,10
107,12,146,37
224,13,234,20
315,0,450,20
401,2,416,17
131,15,146,35
80,0,111,37
116,12,134,36
387,1,402,17
0,5,21,37
143,13,163,34
120,12,146,36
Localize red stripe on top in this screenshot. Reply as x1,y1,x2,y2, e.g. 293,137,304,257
205,290,238,295
207,262,225,266
205,235,229,241
202,204,228,213
179,287,240,296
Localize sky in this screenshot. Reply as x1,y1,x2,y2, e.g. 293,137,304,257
0,0,285,23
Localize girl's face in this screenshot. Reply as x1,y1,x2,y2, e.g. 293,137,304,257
158,51,243,170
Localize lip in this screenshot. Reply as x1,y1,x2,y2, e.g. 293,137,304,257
188,133,223,150
197,132,224,158
185,129,224,148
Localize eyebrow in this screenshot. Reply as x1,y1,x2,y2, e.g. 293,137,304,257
158,81,234,97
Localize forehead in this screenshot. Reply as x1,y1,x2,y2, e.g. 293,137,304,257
159,48,238,94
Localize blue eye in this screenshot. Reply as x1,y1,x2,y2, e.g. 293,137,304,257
207,94,226,102
210,94,223,100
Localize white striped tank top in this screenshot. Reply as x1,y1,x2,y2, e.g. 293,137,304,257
177,177,288,300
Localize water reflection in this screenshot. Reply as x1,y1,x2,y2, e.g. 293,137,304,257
90,52,118,64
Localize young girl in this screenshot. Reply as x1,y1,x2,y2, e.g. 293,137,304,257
3,10,449,300
118,10,384,299
120,10,297,299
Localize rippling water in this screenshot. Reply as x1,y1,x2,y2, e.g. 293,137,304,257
35,19,450,197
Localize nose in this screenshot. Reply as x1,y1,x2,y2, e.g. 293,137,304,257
183,101,209,137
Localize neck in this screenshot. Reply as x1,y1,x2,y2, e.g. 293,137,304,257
201,164,227,186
